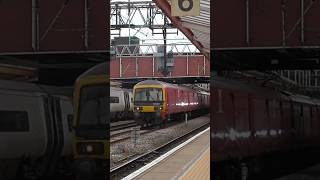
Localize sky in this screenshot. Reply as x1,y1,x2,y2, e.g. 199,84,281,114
110,0,198,53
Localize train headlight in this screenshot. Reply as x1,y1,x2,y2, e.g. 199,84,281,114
134,106,142,111
77,142,104,155
154,106,163,111
86,145,93,153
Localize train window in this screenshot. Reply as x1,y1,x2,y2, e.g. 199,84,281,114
79,85,108,125
110,96,119,103
0,111,29,132
310,106,313,119
300,105,303,117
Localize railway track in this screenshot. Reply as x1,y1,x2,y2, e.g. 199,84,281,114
110,119,183,144
110,122,209,179
110,118,198,144
111,128,135,138
110,120,137,131
110,129,153,144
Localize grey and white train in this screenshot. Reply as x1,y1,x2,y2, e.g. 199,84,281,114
0,80,73,179
110,86,133,121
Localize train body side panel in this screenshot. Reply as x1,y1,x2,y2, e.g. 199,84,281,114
234,91,250,158
0,92,47,159
110,87,125,113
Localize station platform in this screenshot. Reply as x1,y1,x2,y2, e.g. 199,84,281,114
125,128,210,180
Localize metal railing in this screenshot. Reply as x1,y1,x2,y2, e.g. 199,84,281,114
111,43,200,57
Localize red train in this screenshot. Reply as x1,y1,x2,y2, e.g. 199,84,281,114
211,76,320,179
133,80,209,127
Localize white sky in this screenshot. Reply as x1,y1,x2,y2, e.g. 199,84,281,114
110,0,197,52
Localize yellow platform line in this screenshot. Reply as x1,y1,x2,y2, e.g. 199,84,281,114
179,147,210,180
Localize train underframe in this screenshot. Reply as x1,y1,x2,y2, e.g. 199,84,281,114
110,111,133,122
134,107,209,128
134,111,163,128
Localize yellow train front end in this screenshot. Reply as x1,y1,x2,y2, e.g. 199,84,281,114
133,82,166,127
73,73,109,180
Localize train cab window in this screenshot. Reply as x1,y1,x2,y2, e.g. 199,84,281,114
135,88,163,102
0,111,29,132
110,96,119,103
79,85,108,125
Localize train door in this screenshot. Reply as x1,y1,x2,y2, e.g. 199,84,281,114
234,92,250,157
309,105,316,144
42,95,66,176
289,102,295,134
303,105,312,145
177,90,181,113
252,97,268,154
248,93,255,155
173,89,177,113
299,104,305,141
58,96,73,156
292,103,304,146
128,91,133,111
124,91,130,113
229,92,237,157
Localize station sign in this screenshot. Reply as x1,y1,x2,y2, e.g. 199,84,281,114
171,0,200,16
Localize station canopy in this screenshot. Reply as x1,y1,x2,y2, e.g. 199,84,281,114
153,0,210,58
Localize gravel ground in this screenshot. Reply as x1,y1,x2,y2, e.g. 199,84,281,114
110,129,150,142
110,115,209,168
